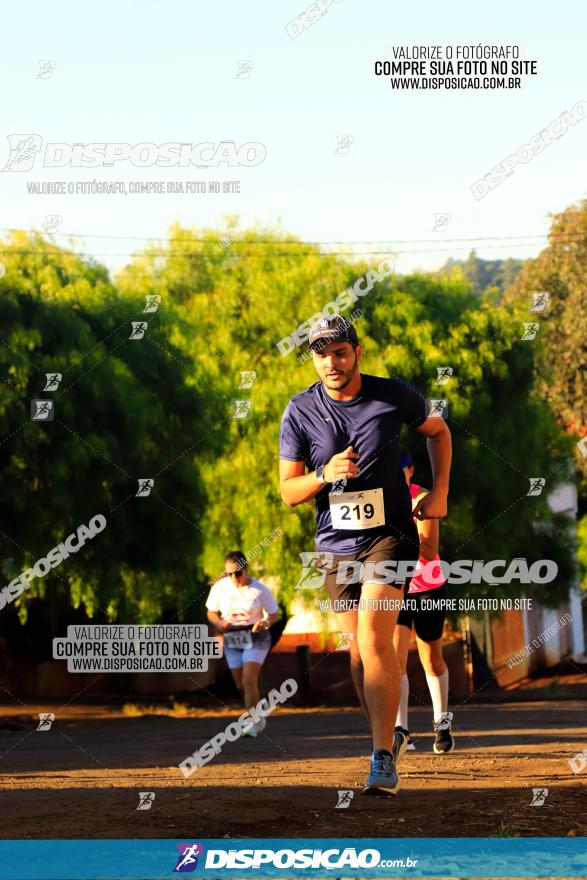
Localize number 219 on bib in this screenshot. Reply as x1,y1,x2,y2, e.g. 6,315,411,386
329,488,385,530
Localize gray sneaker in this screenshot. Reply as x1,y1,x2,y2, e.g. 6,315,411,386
362,748,401,796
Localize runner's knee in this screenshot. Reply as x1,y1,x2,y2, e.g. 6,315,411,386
421,653,446,676
357,629,394,655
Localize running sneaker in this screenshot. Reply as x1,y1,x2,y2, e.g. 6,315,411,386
407,734,416,751
392,727,409,764
241,720,258,737
255,698,268,734
362,748,401,796
242,698,269,737
433,712,454,753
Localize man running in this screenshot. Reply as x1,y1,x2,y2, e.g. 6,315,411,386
393,449,454,758
279,314,451,795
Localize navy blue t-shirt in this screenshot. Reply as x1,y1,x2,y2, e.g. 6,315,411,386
279,373,429,554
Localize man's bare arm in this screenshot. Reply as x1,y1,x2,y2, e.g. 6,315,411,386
413,417,452,519
279,446,361,507
279,459,322,507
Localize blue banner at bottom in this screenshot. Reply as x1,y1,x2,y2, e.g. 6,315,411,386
0,838,586,879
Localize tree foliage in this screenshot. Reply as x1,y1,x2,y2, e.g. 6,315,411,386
0,223,578,631
502,200,587,497
0,233,207,622
440,251,525,298
120,226,576,609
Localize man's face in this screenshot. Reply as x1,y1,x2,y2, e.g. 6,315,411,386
311,340,362,391
225,562,247,583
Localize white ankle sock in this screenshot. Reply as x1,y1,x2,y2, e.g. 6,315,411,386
395,673,409,730
426,669,449,722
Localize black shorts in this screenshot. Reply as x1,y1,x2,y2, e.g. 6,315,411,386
315,521,419,613
397,583,448,642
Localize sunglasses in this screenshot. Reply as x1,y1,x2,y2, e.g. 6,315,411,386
225,570,245,578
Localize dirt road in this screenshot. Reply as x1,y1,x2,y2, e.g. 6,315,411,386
0,701,585,839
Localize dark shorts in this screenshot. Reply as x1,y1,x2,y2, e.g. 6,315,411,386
397,583,448,642
315,521,419,613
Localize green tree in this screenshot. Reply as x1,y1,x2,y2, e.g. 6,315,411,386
120,228,575,611
356,271,574,606
0,232,208,623
502,200,587,494
117,223,362,597
2,225,573,627
441,251,525,298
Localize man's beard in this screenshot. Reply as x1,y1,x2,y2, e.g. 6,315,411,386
323,352,358,390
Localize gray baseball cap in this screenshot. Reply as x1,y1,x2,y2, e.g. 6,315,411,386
308,314,359,352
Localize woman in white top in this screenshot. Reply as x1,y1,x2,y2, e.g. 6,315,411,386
206,551,279,736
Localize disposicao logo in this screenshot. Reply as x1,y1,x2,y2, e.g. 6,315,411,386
173,843,204,872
